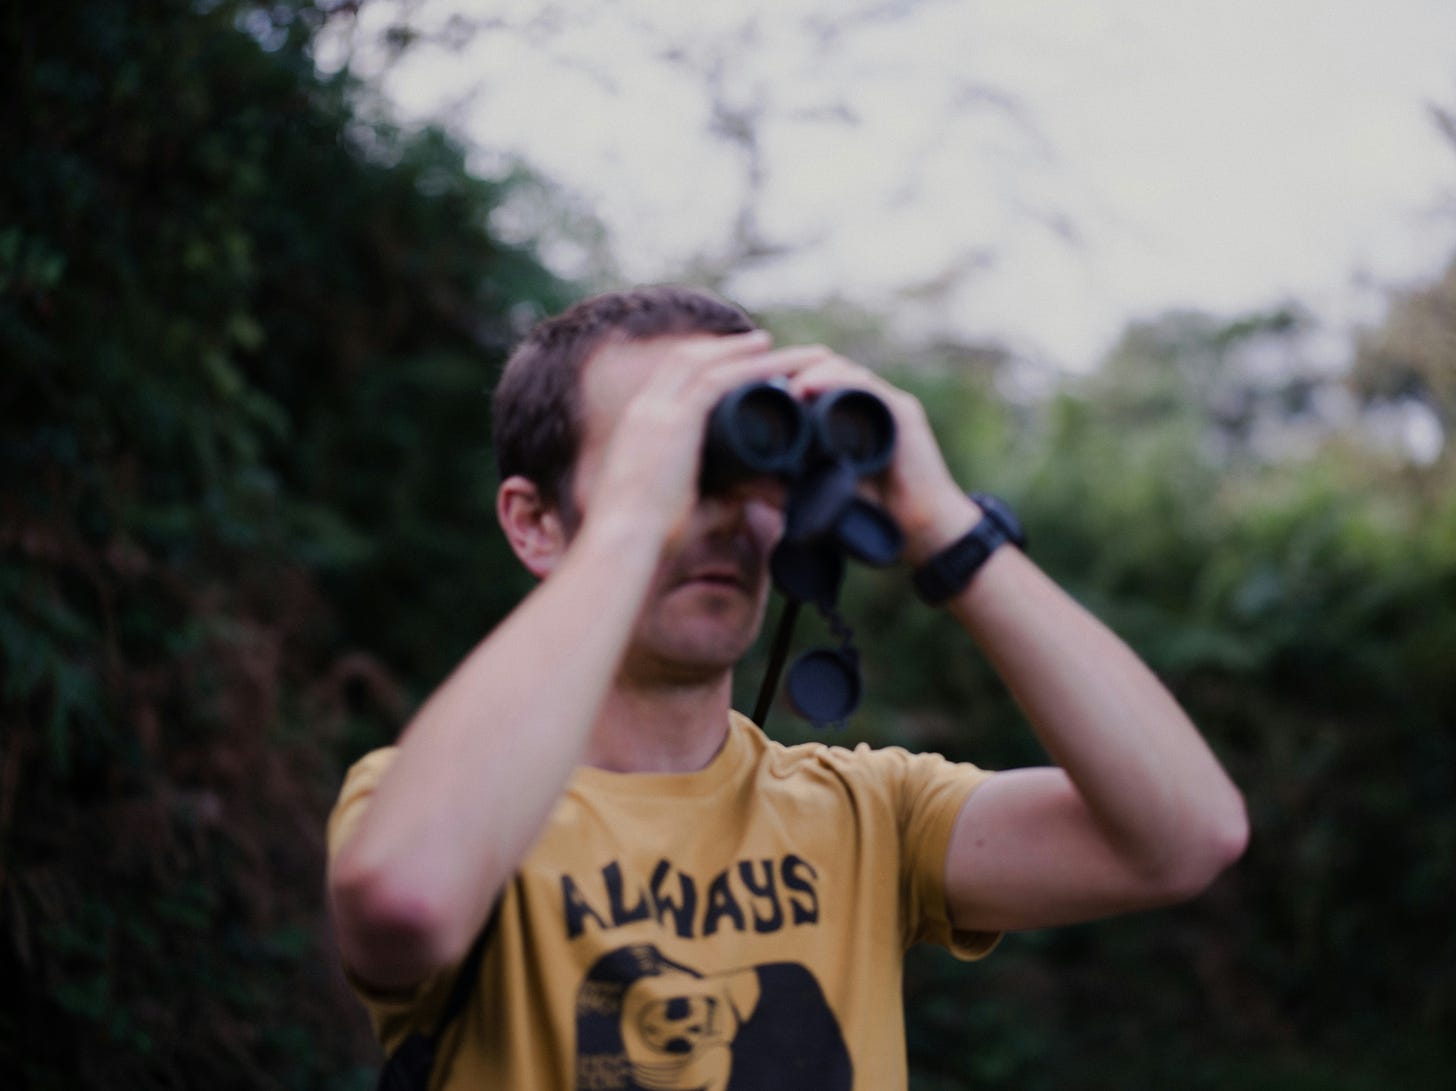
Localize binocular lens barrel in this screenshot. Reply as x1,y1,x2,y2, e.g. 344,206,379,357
701,382,809,491
733,389,803,466
810,389,896,476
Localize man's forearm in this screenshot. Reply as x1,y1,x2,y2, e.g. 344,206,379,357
948,546,1247,886
328,508,664,986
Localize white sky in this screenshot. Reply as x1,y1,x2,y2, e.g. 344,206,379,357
321,0,1456,371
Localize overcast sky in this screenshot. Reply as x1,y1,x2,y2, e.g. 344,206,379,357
321,0,1456,371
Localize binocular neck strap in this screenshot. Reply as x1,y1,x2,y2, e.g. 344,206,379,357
751,598,801,727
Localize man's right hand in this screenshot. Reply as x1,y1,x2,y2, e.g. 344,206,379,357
571,331,835,554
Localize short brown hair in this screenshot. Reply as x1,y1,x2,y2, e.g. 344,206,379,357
491,285,757,510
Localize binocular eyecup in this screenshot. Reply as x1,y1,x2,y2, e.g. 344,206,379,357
699,381,897,494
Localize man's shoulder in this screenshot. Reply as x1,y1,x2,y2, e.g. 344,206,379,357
326,746,400,855
336,745,400,801
735,714,972,795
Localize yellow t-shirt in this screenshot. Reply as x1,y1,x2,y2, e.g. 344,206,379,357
327,712,998,1090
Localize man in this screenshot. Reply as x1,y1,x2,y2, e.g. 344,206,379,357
326,286,1247,1089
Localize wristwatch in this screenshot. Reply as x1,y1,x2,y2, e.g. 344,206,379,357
911,493,1026,606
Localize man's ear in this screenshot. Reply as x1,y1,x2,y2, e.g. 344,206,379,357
497,475,568,579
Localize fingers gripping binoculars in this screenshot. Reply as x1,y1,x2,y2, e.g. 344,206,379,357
700,381,905,727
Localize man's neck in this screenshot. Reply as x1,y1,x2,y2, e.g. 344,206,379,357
583,671,735,774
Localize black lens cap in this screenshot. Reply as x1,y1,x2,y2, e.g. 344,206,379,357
786,647,862,725
833,497,904,567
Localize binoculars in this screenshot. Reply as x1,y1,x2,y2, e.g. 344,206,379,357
700,380,903,573
701,380,905,727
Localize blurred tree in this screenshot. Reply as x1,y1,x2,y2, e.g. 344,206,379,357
882,303,1454,1089
321,0,1055,318
1,1,567,1087
1350,255,1455,468
1347,99,1456,473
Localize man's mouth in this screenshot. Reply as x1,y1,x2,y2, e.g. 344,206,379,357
681,565,751,590
673,537,767,594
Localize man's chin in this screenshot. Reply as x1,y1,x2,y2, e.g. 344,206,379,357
630,661,736,690
673,577,759,602
624,625,763,686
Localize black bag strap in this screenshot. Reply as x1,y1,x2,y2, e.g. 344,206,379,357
435,911,496,1034
374,909,497,1091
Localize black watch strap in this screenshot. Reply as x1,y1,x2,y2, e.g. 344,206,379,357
911,493,1026,606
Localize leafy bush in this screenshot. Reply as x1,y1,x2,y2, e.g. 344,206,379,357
2,2,564,1086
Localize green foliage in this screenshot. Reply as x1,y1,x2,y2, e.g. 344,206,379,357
2,1,565,1086
820,310,1455,1089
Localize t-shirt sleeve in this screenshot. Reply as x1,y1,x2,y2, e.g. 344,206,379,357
856,744,1001,960
326,748,454,1053
326,747,397,861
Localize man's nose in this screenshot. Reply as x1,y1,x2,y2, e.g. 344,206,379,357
700,477,787,536
726,476,787,512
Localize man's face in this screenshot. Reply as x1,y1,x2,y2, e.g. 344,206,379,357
570,335,785,685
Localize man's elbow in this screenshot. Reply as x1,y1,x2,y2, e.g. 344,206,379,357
1158,790,1250,903
328,852,478,988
